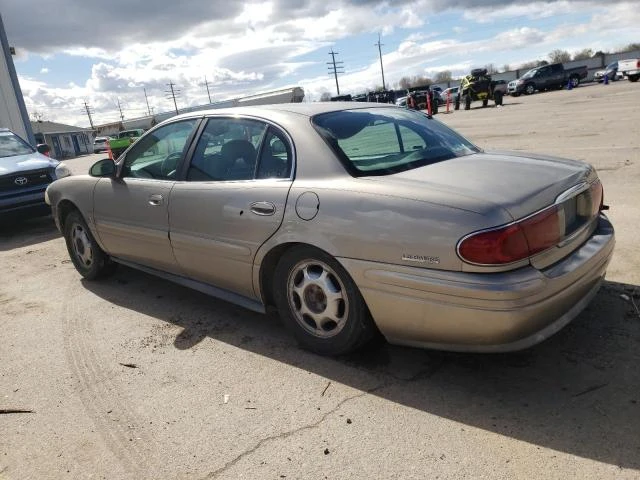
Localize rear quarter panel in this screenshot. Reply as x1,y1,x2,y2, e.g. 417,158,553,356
255,179,507,275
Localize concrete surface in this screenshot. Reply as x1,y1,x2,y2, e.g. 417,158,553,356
1,80,639,480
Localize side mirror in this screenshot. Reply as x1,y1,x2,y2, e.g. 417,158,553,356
37,143,50,155
89,159,116,177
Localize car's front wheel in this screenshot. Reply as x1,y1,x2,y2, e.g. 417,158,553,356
63,210,116,280
273,246,377,355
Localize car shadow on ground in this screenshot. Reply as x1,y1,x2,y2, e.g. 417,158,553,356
81,268,640,470
0,215,60,251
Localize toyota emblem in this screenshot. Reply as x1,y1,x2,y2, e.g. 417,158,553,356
14,176,28,186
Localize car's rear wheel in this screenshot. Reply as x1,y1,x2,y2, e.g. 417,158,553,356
628,74,639,82
63,210,116,280
273,246,377,355
569,76,580,88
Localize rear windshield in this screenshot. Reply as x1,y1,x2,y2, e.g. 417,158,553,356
312,108,479,176
0,131,35,158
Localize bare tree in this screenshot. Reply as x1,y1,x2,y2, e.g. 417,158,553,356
484,63,498,74
398,76,412,89
434,71,452,83
621,42,640,52
519,60,539,70
572,48,593,61
319,92,332,102
548,49,571,64
502,64,510,73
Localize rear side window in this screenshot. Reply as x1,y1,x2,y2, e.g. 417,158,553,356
312,108,479,176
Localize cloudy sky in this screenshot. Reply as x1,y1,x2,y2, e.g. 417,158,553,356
2,0,639,127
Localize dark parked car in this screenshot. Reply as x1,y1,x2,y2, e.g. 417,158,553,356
508,63,588,95
0,128,71,220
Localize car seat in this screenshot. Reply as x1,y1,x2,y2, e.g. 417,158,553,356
220,139,258,180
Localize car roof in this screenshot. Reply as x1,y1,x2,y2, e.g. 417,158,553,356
169,101,398,122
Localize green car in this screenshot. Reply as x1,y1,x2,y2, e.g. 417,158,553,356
108,129,144,159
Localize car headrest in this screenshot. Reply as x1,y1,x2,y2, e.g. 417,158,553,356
221,139,257,165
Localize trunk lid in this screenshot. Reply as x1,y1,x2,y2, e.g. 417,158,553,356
385,150,593,221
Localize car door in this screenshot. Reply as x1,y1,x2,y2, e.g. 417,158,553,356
169,116,294,299
552,64,565,86
93,118,200,273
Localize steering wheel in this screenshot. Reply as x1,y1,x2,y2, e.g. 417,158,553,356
161,152,183,178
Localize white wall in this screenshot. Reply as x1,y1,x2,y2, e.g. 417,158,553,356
0,14,33,143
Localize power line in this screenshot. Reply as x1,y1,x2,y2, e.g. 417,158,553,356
82,101,95,129
116,98,125,121
327,49,344,96
375,33,386,91
204,76,212,103
165,81,181,115
143,88,152,116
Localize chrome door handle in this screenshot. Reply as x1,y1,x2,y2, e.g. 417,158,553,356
250,201,276,216
148,194,164,206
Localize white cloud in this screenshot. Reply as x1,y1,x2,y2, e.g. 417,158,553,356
39,67,49,74
10,0,640,127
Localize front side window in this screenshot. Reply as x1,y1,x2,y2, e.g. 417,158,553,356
312,108,479,176
122,119,198,180
187,118,269,181
0,131,34,158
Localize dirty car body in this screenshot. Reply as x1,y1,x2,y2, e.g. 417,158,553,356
45,103,615,355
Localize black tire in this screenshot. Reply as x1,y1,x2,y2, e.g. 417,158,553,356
511,92,520,97
494,90,503,106
273,245,377,356
63,210,116,280
454,95,460,110
525,83,535,95
569,76,580,88
464,95,471,110
628,75,639,83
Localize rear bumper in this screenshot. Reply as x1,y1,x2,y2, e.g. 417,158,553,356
339,214,615,352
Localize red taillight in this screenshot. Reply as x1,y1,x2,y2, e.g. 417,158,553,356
458,206,561,265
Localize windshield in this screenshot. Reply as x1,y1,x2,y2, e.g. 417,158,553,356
312,108,480,177
522,69,537,79
120,130,140,138
0,131,35,158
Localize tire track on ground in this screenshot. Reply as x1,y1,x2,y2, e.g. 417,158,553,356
61,277,161,479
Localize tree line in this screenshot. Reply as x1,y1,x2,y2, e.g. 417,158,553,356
392,42,640,90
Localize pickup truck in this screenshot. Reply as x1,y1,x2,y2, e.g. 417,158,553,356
508,63,588,96
108,129,144,159
617,58,640,82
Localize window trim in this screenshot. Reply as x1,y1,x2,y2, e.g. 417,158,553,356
311,108,480,178
179,114,296,183
117,116,203,181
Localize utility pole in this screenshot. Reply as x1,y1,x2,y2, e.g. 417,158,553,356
327,49,344,96
375,33,386,91
165,81,180,115
204,76,212,103
116,98,124,121
83,101,95,129
143,88,152,116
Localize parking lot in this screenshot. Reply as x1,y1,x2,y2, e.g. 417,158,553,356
1,81,639,479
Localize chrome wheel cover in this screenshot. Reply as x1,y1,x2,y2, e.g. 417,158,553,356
287,260,349,338
71,223,93,268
